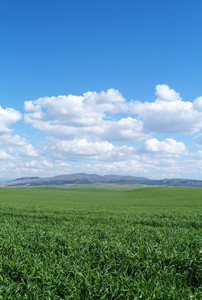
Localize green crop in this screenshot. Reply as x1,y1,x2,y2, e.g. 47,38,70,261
0,186,202,299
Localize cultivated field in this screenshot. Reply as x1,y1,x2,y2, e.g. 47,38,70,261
0,186,202,299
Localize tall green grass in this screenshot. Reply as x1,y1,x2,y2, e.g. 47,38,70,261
0,186,202,299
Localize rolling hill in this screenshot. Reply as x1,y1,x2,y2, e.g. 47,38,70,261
1,173,202,187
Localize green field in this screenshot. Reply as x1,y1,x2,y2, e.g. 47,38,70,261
0,186,202,299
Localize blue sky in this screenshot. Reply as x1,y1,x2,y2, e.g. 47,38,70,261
0,0,202,180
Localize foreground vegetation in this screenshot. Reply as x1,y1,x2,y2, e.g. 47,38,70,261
0,186,202,299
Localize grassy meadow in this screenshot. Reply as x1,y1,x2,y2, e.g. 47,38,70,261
0,185,202,299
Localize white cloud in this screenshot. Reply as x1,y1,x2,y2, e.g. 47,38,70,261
102,117,149,142
0,106,38,178
155,84,181,101
0,134,38,157
24,85,202,139
83,157,185,179
0,146,201,181
24,89,148,142
0,106,22,134
0,149,13,160
44,138,137,162
2,84,202,180
24,89,126,125
130,86,202,134
0,157,72,180
143,138,187,156
193,96,202,112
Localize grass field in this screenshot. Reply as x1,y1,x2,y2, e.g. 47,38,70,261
0,186,202,299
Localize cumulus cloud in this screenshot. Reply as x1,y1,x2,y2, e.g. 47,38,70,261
24,85,202,139
0,106,22,134
129,85,202,134
2,84,202,180
24,89,148,142
100,118,149,142
44,138,137,162
193,97,202,112
143,138,187,156
155,84,181,101
24,89,126,124
0,134,38,157
0,106,38,179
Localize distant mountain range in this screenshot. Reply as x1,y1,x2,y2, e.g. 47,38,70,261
1,173,202,187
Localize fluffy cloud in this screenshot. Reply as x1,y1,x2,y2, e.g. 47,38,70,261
43,137,187,164
0,106,22,134
24,89,126,126
0,134,38,157
2,84,202,180
43,138,137,162
143,138,187,156
0,105,38,160
24,89,148,142
100,118,148,142
0,106,38,179
130,86,202,134
155,84,181,102
193,97,202,112
24,85,202,140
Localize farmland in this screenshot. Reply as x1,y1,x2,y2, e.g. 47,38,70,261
0,186,202,299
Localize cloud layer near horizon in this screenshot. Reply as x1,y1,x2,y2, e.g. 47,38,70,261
1,84,202,179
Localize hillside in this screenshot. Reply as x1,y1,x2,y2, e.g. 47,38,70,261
1,173,202,187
